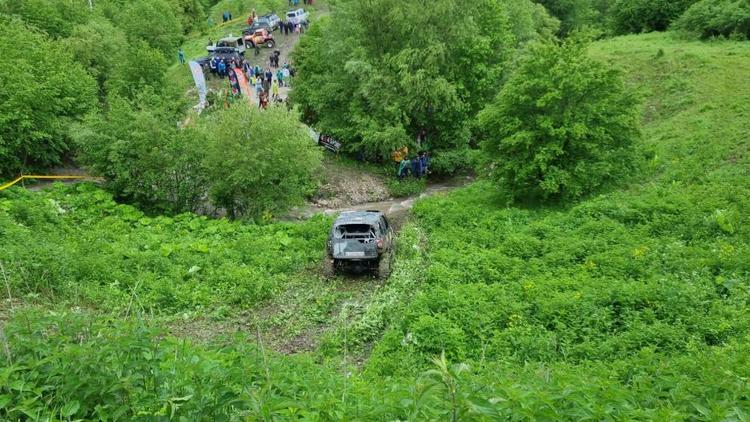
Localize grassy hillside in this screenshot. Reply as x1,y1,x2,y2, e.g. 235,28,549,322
365,32,750,413
1,33,749,419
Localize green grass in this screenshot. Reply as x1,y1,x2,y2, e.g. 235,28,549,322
363,32,750,414
0,183,331,315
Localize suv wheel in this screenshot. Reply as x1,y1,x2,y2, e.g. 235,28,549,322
375,250,393,279
266,40,275,48
322,256,336,278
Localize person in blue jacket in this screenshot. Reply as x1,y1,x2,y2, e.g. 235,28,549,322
411,155,423,178
419,151,430,176
217,59,226,78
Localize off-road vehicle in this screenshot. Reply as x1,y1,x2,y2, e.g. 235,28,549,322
324,211,394,278
206,36,246,55
244,28,275,48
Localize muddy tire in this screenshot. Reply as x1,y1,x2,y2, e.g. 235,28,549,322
266,40,275,48
376,250,393,279
322,256,336,279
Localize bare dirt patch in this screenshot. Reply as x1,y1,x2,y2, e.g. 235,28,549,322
312,163,390,209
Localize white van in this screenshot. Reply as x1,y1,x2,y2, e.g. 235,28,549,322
286,8,309,26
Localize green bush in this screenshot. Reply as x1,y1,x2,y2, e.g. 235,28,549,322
0,184,330,313
478,36,640,203
673,0,750,39
199,104,323,219
75,93,203,213
0,16,97,177
609,0,697,34
534,0,605,34
387,178,427,198
0,0,90,38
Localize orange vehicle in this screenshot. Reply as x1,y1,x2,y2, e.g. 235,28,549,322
243,28,275,49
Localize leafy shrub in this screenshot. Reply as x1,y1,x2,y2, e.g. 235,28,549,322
534,0,605,34
0,0,90,38
199,104,323,219
478,36,640,203
75,93,204,213
427,147,478,176
609,0,697,34
0,184,330,313
106,0,184,56
673,0,750,39
0,16,97,176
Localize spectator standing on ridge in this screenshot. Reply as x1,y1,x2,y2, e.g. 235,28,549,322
255,76,263,96
264,68,273,91
217,59,226,78
411,155,423,178
222,11,229,23
178,49,185,65
209,56,218,77
271,79,280,100
398,158,411,179
419,152,430,176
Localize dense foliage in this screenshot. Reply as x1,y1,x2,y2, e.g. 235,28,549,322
291,0,558,171
199,104,323,218
608,0,697,34
478,37,639,202
673,0,750,39
533,0,610,34
0,184,329,312
0,0,198,178
0,17,97,176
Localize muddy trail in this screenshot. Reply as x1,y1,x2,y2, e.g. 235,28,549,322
286,177,471,222
170,177,468,356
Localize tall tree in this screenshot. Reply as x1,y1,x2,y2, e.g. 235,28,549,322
0,17,97,176
479,36,640,202
291,0,557,173
199,104,323,219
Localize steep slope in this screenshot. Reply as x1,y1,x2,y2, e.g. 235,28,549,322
363,32,750,417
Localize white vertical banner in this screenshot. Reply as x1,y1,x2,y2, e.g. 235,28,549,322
188,61,208,111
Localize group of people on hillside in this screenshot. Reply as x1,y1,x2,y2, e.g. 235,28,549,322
249,65,291,104
201,48,295,107
280,20,306,35
393,147,430,179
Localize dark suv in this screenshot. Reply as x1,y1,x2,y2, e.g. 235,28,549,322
324,211,394,278
244,14,280,33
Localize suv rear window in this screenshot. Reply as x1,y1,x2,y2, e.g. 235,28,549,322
335,224,376,239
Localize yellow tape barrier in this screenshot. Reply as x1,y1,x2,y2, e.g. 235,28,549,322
0,175,91,191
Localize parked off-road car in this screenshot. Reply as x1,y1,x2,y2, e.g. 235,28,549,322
324,211,394,278
206,36,246,55
244,28,275,48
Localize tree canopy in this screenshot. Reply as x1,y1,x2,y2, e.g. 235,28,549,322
199,104,323,219
479,36,640,202
0,16,97,176
291,0,558,172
